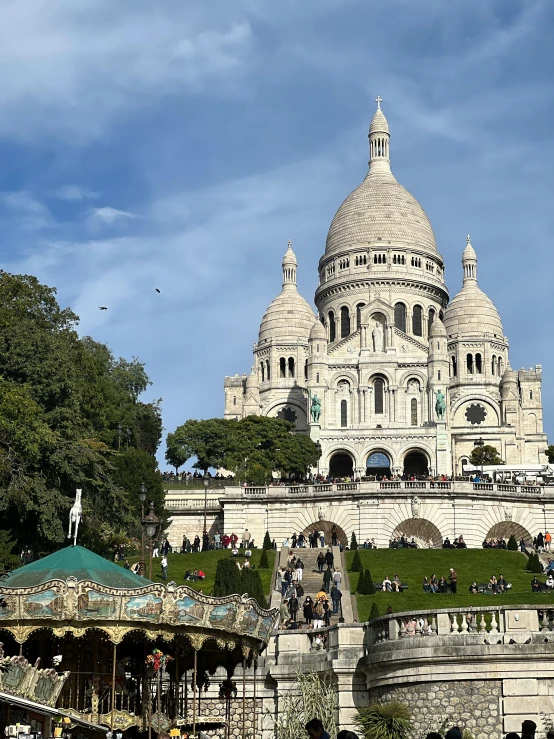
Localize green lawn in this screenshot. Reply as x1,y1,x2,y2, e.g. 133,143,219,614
346,549,552,621
119,549,275,597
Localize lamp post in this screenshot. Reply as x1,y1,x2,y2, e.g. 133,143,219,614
142,503,160,580
203,471,210,551
315,440,322,480
474,438,485,480
139,483,147,577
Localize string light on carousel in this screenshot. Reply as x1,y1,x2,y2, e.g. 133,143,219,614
0,489,278,738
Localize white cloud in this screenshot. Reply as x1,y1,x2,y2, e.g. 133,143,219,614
0,190,53,231
56,185,98,201
88,207,136,225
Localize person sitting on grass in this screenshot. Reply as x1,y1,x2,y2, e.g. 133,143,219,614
547,573,554,589
429,574,438,593
498,574,507,593
489,575,498,594
438,576,447,593
422,576,430,592
382,575,392,592
531,575,541,592
392,574,402,592
469,582,478,594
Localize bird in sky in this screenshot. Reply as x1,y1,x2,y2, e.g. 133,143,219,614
99,306,107,310
155,288,161,293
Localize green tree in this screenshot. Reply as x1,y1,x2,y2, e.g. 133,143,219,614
258,549,269,569
263,531,272,550
212,558,241,597
241,567,266,607
350,532,358,550
0,530,19,573
355,701,412,739
507,535,518,551
469,445,503,466
369,602,380,621
275,670,338,739
546,446,554,463
165,430,193,473
350,550,362,572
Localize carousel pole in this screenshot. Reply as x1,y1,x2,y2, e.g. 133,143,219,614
242,657,246,739
174,641,179,719
253,657,258,739
192,649,197,736
157,668,161,736
110,642,117,731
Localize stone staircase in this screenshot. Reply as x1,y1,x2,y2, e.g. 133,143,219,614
270,545,354,623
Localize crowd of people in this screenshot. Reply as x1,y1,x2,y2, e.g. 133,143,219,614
468,574,510,594
442,536,467,548
421,568,458,593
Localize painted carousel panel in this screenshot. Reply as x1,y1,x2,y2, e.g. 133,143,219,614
22,590,64,619
123,593,163,621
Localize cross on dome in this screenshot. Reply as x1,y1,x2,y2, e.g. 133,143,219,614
467,234,471,244
375,95,383,109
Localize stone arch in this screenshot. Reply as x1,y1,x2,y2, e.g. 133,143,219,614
328,450,355,477
392,518,442,548
365,449,392,477
486,522,532,545
301,520,348,547
402,447,430,477
452,395,501,427
398,368,427,387
264,400,308,430
330,371,357,389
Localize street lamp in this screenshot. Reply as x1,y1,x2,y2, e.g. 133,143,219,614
474,438,485,480
142,503,160,580
315,441,322,480
139,483,147,576
203,471,210,551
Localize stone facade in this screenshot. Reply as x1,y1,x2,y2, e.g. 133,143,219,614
223,100,548,479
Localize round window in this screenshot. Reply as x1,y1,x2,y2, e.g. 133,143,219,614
465,403,487,425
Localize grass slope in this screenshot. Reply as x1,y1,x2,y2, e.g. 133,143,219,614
119,550,276,597
345,549,551,621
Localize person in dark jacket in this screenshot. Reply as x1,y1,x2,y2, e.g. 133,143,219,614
317,552,325,573
325,549,334,568
323,566,333,593
303,596,314,625
288,595,299,622
331,584,342,615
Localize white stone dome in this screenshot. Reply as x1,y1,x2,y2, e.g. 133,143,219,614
429,316,447,339
309,320,327,341
443,236,504,338
258,243,316,344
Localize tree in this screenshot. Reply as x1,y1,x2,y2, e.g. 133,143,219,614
274,670,338,739
469,445,503,466
350,550,362,572
365,569,376,595
350,532,358,550
546,446,554,463
527,552,543,573
258,549,269,569
241,567,266,607
263,531,272,550
165,430,193,474
357,569,376,595
369,602,380,621
213,558,242,597
0,530,19,573
355,701,412,739
507,535,518,551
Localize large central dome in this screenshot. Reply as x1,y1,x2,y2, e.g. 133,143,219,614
325,102,437,256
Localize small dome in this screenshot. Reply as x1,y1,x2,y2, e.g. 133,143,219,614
429,317,447,339
258,291,316,343
245,368,258,389
309,320,327,341
500,365,518,385
462,235,476,261
282,241,297,266
443,285,503,337
369,107,389,135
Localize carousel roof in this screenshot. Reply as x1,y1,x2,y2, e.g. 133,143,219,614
1,545,149,589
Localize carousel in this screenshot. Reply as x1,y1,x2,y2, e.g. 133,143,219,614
0,543,278,739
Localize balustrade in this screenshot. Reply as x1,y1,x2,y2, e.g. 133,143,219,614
336,483,359,491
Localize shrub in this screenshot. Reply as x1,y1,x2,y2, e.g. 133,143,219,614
351,549,363,572
263,531,272,550
213,558,241,597
351,532,358,550
366,569,376,595
355,700,412,739
526,552,543,573
357,569,376,595
507,535,518,551
259,548,269,569
526,552,535,571
369,602,380,621
241,567,267,608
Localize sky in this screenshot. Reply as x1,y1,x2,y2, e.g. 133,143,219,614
0,0,553,468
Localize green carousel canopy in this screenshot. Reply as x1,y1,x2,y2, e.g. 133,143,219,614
1,546,149,589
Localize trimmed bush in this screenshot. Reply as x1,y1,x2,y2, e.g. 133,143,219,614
258,548,269,569
263,531,272,550
241,567,267,608
351,549,363,572
213,558,241,597
526,552,543,573
355,700,412,739
366,569,376,595
351,532,358,550
507,535,518,551
369,602,380,621
357,569,376,595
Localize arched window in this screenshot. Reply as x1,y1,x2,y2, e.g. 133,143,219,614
491,355,496,375
340,306,350,338
498,357,503,375
452,356,457,377
428,308,435,335
260,362,265,382
304,359,308,380
466,354,473,374
374,378,384,414
530,390,533,400
411,397,417,426
340,399,347,427
475,353,482,374
356,303,365,330
316,372,320,383
266,360,270,381
438,370,441,381
280,357,286,378
233,396,236,406
394,302,407,332
328,311,336,342
412,305,423,336
288,357,295,378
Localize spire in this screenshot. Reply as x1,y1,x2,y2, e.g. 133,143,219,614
282,239,298,289
368,96,391,174
462,234,478,285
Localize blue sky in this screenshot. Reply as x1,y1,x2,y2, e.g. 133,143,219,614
0,0,552,467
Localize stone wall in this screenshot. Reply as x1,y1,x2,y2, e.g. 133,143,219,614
372,680,502,739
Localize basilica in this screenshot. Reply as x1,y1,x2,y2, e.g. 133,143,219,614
223,100,548,479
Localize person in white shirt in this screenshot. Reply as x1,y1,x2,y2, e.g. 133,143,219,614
161,556,168,581
382,576,392,592
547,574,554,589
332,569,342,589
